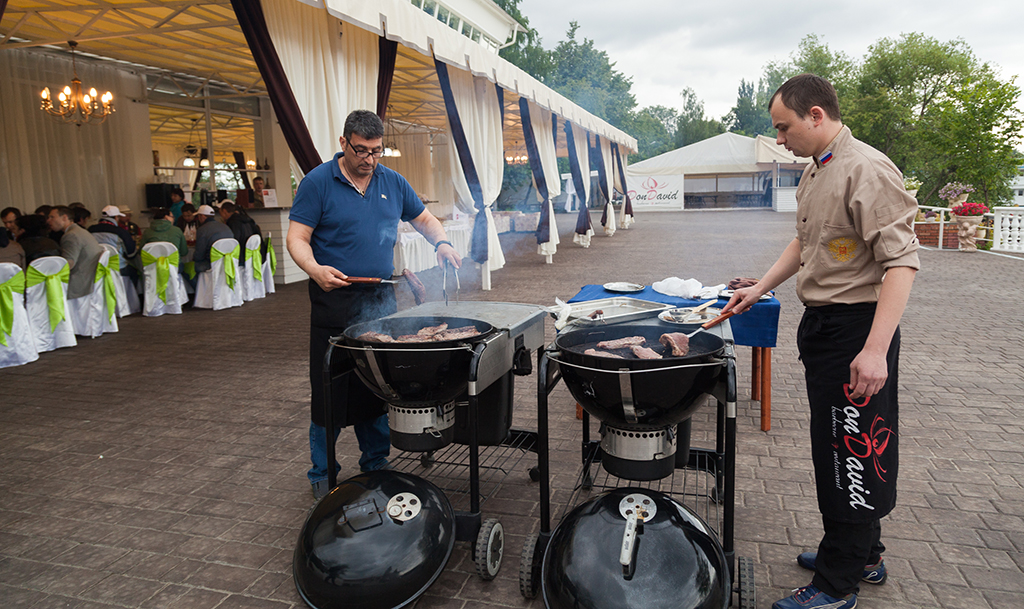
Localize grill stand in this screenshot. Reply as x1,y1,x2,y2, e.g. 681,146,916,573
522,319,753,608
322,302,548,583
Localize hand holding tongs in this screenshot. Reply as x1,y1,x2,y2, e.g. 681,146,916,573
442,260,460,306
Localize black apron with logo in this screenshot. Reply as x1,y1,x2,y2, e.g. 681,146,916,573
309,280,396,428
797,303,900,523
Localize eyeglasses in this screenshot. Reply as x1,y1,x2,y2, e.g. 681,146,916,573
346,141,384,159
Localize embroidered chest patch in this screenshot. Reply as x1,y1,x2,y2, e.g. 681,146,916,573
827,238,858,262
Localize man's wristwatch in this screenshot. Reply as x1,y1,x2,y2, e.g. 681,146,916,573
434,240,452,252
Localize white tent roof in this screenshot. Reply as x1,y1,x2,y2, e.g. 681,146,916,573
628,132,808,176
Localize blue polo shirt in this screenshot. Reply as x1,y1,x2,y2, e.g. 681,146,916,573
290,152,426,278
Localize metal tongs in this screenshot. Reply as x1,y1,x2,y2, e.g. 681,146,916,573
442,260,460,306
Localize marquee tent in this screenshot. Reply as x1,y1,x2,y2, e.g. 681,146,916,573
626,132,808,211
0,0,637,288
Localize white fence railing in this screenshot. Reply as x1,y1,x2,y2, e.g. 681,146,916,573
914,205,1024,252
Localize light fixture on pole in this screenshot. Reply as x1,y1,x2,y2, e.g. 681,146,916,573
181,119,200,167
40,41,114,126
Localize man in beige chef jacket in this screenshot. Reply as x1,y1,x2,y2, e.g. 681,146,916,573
725,73,919,609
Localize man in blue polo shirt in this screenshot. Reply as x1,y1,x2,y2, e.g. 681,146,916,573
288,110,462,500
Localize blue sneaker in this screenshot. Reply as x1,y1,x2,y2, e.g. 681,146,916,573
797,552,887,584
772,585,856,609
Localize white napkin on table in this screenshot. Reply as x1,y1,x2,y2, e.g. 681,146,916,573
651,277,702,299
697,283,726,299
552,297,573,330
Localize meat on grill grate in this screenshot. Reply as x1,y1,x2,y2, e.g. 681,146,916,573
596,336,646,349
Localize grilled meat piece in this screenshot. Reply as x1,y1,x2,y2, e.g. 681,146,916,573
631,345,663,360
396,334,435,343
587,309,604,319
728,277,759,290
584,348,624,359
596,336,646,349
417,323,448,337
402,268,427,305
659,332,690,357
356,331,395,343
433,326,480,341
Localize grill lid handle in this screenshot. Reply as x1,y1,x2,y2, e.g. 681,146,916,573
364,346,399,400
618,368,638,424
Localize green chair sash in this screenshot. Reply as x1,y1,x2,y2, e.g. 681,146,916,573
141,250,180,304
211,245,240,290
183,261,196,280
245,246,262,282
266,235,277,276
95,258,118,321
0,272,26,347
26,264,70,331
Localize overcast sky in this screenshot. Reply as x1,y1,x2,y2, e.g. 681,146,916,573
517,0,1024,122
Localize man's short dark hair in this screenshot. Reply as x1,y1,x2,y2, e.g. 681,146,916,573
181,203,196,213
769,73,842,121
68,202,86,209
171,187,185,199
53,205,73,219
35,205,53,216
73,207,92,224
1,207,21,220
219,202,237,214
17,214,49,238
253,176,264,184
343,110,384,141
152,207,171,220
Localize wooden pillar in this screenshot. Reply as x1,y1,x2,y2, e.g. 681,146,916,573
751,347,761,401
760,347,772,431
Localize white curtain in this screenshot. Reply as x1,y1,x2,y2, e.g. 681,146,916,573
600,137,617,236
616,147,635,229
525,101,560,259
379,131,433,200
570,123,594,247
264,0,378,166
444,68,505,273
0,49,148,218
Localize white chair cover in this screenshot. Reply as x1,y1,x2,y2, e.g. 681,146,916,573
100,244,130,317
194,238,243,310
141,242,186,316
25,256,77,352
0,262,39,368
68,249,118,337
262,233,276,295
241,233,266,302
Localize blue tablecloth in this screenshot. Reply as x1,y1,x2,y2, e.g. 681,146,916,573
569,285,780,348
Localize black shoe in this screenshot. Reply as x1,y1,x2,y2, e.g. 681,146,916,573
797,552,887,584
311,480,330,500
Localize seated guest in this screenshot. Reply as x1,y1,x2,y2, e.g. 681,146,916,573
117,206,142,248
192,204,233,274
16,215,60,264
174,203,199,248
169,187,186,221
35,205,63,243
2,207,21,240
251,176,265,207
47,206,104,300
0,223,26,269
140,208,188,259
90,205,139,279
73,207,92,228
218,201,263,266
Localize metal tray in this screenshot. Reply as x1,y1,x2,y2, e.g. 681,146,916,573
551,297,672,327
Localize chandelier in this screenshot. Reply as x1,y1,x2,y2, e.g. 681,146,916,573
182,119,200,167
39,41,114,126
382,112,402,157
505,153,528,165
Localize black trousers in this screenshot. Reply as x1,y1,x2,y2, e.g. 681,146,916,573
797,303,900,597
308,280,396,428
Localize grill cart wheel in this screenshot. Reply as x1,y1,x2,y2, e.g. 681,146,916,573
529,466,541,482
519,533,542,598
737,556,756,609
474,518,504,580
420,451,435,468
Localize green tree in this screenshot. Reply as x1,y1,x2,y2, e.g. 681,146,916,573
493,0,553,81
675,88,724,147
621,107,675,161
724,79,770,136
917,74,1024,205
548,22,637,128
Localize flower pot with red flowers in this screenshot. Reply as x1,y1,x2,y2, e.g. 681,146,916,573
949,201,990,252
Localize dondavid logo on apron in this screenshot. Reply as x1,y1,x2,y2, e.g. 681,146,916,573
831,384,895,513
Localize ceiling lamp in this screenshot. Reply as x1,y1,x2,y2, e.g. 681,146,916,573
181,118,201,166
246,159,256,169
39,41,114,127
382,113,402,157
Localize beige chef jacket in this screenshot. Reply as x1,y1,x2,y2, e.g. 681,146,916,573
795,126,920,307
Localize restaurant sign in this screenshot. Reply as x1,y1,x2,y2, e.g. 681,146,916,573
626,174,684,210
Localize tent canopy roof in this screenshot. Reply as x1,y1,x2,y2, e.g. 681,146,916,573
629,131,808,177
2,0,636,154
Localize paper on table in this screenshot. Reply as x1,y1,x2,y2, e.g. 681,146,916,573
651,277,702,299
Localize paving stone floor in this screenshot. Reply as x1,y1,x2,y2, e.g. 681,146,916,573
1,210,1022,609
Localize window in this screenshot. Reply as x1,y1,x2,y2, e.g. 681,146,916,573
462,22,473,37
448,15,460,30
437,6,449,24
408,0,423,8
422,0,436,17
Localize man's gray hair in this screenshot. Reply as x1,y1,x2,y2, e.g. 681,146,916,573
343,110,384,141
